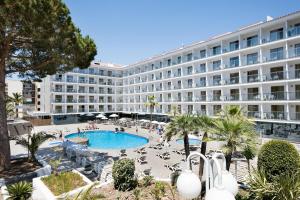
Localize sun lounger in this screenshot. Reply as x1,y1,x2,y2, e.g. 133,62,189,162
157,152,170,160
137,156,147,164
136,147,146,154
143,168,152,176
120,149,127,157
166,163,182,172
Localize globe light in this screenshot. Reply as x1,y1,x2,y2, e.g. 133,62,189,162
206,187,235,200
214,170,238,195
177,170,202,199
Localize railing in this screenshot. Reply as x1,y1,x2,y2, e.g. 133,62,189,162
262,92,286,100
66,99,77,103
195,95,206,101
288,26,300,38
242,93,261,101
262,112,287,120
54,110,63,113
66,89,77,93
53,89,63,92
289,112,300,120
67,109,75,113
247,111,261,119
212,95,221,101
227,77,239,85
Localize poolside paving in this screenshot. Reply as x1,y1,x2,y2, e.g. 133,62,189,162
10,122,257,182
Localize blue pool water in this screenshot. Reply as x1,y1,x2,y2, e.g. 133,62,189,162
176,138,201,145
65,130,148,149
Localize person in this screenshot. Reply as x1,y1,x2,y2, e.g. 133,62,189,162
136,126,138,134
59,130,63,140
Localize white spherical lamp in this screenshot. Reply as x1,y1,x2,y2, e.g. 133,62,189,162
177,170,202,199
206,187,235,200
214,170,238,195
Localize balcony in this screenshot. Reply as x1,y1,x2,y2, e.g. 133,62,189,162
212,79,221,86
289,112,300,120
78,90,86,93
78,109,85,112
288,91,300,100
53,99,63,103
54,110,63,113
67,109,75,113
196,82,206,87
78,79,87,83
289,47,300,58
262,112,287,120
195,95,206,101
78,99,86,103
184,97,193,102
228,94,240,101
89,109,96,112
66,79,76,83
66,99,76,103
66,89,77,93
227,77,239,85
53,88,63,92
288,26,300,38
243,93,261,101
212,95,221,101
247,111,261,119
53,78,63,82
263,92,286,101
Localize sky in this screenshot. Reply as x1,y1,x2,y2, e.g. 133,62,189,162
64,0,300,65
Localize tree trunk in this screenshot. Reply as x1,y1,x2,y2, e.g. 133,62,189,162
0,59,11,171
183,133,191,170
225,153,232,171
198,132,207,178
247,159,250,173
16,106,19,118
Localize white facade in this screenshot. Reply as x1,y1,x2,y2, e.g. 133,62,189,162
5,80,23,97
40,62,124,115
41,11,300,139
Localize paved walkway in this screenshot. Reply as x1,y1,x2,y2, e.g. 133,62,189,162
10,122,256,182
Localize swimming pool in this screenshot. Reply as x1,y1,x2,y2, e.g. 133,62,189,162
176,138,201,145
65,130,148,149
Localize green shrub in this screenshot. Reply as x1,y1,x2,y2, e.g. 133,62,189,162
112,158,138,191
6,181,33,200
140,175,153,187
257,140,300,180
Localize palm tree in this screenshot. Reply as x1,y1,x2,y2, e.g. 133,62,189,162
168,105,179,118
165,114,199,159
9,92,23,118
242,144,256,173
197,115,213,178
15,132,55,162
145,95,159,130
209,106,257,170
5,98,15,118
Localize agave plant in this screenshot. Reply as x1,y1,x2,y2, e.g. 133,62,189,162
248,169,300,200
6,181,33,200
70,183,105,200
15,132,55,161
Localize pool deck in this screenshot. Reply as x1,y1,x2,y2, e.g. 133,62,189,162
10,122,256,182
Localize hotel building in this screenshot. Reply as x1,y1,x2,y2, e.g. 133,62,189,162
40,11,300,140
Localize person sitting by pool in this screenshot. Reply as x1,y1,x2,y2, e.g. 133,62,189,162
115,127,119,133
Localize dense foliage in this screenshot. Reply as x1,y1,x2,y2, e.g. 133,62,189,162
248,169,300,200
6,181,33,200
0,0,97,170
112,159,138,191
257,140,300,180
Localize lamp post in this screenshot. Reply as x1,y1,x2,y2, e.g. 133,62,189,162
176,152,237,200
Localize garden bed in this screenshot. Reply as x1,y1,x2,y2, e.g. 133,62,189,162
84,180,182,200
41,171,86,196
0,158,41,179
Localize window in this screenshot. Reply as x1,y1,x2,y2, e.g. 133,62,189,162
229,40,239,51
247,35,258,47
187,66,193,75
247,53,258,65
199,77,206,87
213,75,221,86
177,56,182,64
295,43,300,57
177,68,181,76
199,63,206,73
187,53,193,61
270,47,284,61
187,79,193,88
212,46,221,55
167,59,171,66
229,56,239,67
213,60,221,70
200,50,206,58
270,28,283,41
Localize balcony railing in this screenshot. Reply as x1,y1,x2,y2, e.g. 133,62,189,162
262,92,286,100
262,112,287,120
288,26,300,38
247,111,261,119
